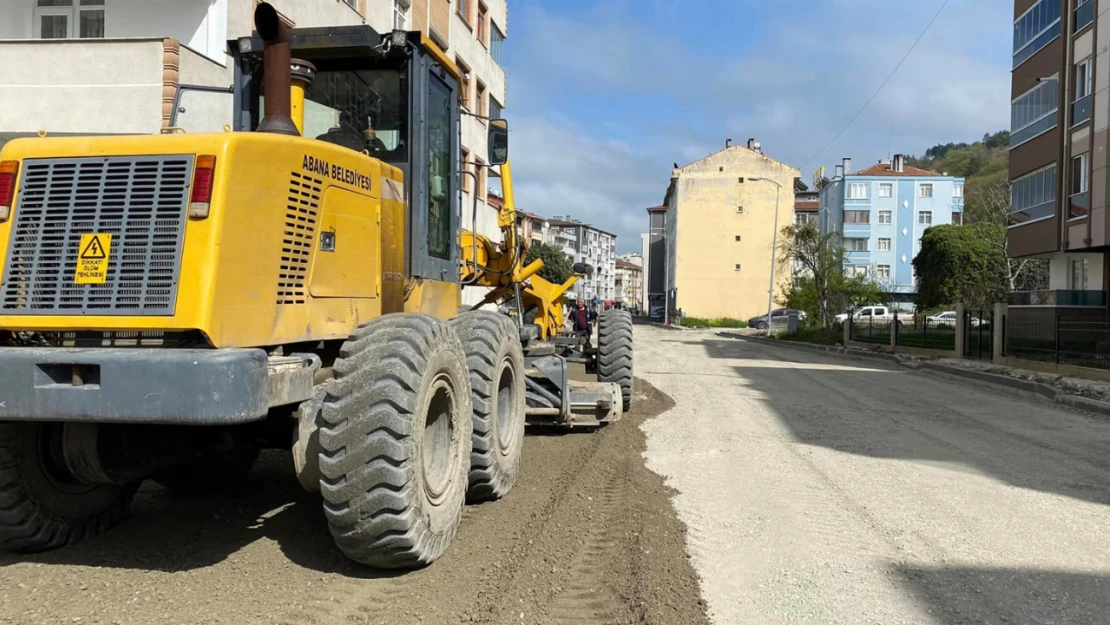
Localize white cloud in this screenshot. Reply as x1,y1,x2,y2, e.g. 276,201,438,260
504,1,1013,252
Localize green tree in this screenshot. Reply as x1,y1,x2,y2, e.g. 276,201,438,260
913,224,1007,309
777,223,887,326
524,242,573,285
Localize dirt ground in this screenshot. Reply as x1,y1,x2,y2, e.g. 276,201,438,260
0,378,708,625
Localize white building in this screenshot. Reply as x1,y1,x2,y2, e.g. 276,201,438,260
0,0,508,305
547,217,616,304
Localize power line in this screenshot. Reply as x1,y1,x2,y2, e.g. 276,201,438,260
802,0,951,167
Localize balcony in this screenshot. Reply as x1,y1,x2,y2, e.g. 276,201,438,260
1076,0,1094,31
1072,94,1091,126
0,38,231,145
1008,290,1107,307
1070,191,1089,219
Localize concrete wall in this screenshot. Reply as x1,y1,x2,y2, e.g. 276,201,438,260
668,145,799,320
0,38,166,136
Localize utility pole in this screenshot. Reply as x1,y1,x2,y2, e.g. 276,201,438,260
740,177,783,337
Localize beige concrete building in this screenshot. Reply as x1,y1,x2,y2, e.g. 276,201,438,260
662,139,799,320
615,256,643,312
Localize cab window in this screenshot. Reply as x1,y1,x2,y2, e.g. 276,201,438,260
426,73,453,260
300,68,407,162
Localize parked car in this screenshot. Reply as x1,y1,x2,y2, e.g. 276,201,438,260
925,310,982,327
834,306,901,326
747,308,806,330
649,305,665,320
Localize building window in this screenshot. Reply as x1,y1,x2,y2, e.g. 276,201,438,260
952,212,963,225
878,238,891,251
490,23,505,65
1013,0,1062,68
458,0,472,25
476,156,487,195
734,264,742,271
455,56,472,111
918,183,933,198
1072,258,1090,289
394,0,410,30
847,238,868,251
1076,58,1093,99
461,148,472,193
1011,76,1059,146
489,96,504,120
734,235,742,241
878,210,892,224
1077,0,1094,31
1011,164,1057,224
847,183,868,199
477,2,489,46
1071,152,1090,218
844,210,870,224
918,211,932,225
476,80,487,117
34,0,105,39
877,265,891,279
878,183,893,198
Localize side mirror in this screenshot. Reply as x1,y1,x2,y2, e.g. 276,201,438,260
488,118,508,165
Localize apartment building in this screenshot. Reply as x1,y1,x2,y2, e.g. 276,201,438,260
660,139,800,320
1008,0,1109,311
819,156,964,305
614,255,643,312
547,218,617,304
794,181,819,227
0,0,508,305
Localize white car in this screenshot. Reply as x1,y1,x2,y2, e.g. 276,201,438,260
927,311,979,327
835,306,901,325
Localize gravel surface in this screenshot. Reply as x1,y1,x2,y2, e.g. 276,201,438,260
639,327,1110,625
0,373,707,625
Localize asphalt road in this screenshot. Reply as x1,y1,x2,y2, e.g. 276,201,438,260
639,327,1110,625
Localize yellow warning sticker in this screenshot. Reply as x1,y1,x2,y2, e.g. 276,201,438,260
74,233,111,284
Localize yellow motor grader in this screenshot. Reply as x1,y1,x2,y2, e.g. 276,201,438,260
0,4,632,568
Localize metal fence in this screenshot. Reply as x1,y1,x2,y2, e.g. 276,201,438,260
1005,314,1110,369
897,314,957,351
964,309,994,360
848,315,892,345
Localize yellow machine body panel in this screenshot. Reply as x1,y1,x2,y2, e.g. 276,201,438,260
0,132,457,348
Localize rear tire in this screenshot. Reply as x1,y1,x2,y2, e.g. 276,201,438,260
451,311,525,502
757,321,768,330
319,314,472,569
0,422,136,552
597,309,634,412
153,446,260,495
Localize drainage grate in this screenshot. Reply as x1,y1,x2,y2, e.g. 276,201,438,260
1,156,192,315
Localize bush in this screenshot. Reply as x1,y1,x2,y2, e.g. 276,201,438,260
776,325,842,345
680,317,748,329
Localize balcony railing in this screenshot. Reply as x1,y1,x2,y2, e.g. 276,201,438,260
1072,94,1091,126
1070,191,1089,219
1076,0,1094,31
1008,290,1107,307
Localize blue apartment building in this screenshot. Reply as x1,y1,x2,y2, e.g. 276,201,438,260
819,155,965,305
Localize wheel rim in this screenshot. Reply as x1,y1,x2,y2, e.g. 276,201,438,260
421,375,456,503
494,360,517,452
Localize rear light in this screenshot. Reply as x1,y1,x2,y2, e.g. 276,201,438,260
0,160,18,223
189,155,216,219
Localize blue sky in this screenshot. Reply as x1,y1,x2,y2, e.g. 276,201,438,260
500,0,1013,253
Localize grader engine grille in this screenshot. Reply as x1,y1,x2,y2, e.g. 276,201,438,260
1,156,192,315
276,172,323,305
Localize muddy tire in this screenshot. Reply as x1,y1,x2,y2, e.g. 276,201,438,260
598,309,633,412
319,314,472,569
451,311,525,502
0,422,136,552
152,446,260,495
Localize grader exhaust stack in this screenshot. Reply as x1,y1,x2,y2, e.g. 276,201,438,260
254,2,299,136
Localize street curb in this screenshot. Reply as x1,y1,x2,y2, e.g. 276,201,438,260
716,332,902,364
719,332,1110,419
648,322,689,331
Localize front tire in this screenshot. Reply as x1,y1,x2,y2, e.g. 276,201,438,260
319,314,472,569
451,311,526,502
0,422,136,552
597,309,634,412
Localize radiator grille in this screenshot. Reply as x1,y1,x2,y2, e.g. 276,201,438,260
277,172,323,305
1,156,192,315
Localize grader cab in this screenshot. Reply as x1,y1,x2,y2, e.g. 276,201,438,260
0,4,631,568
